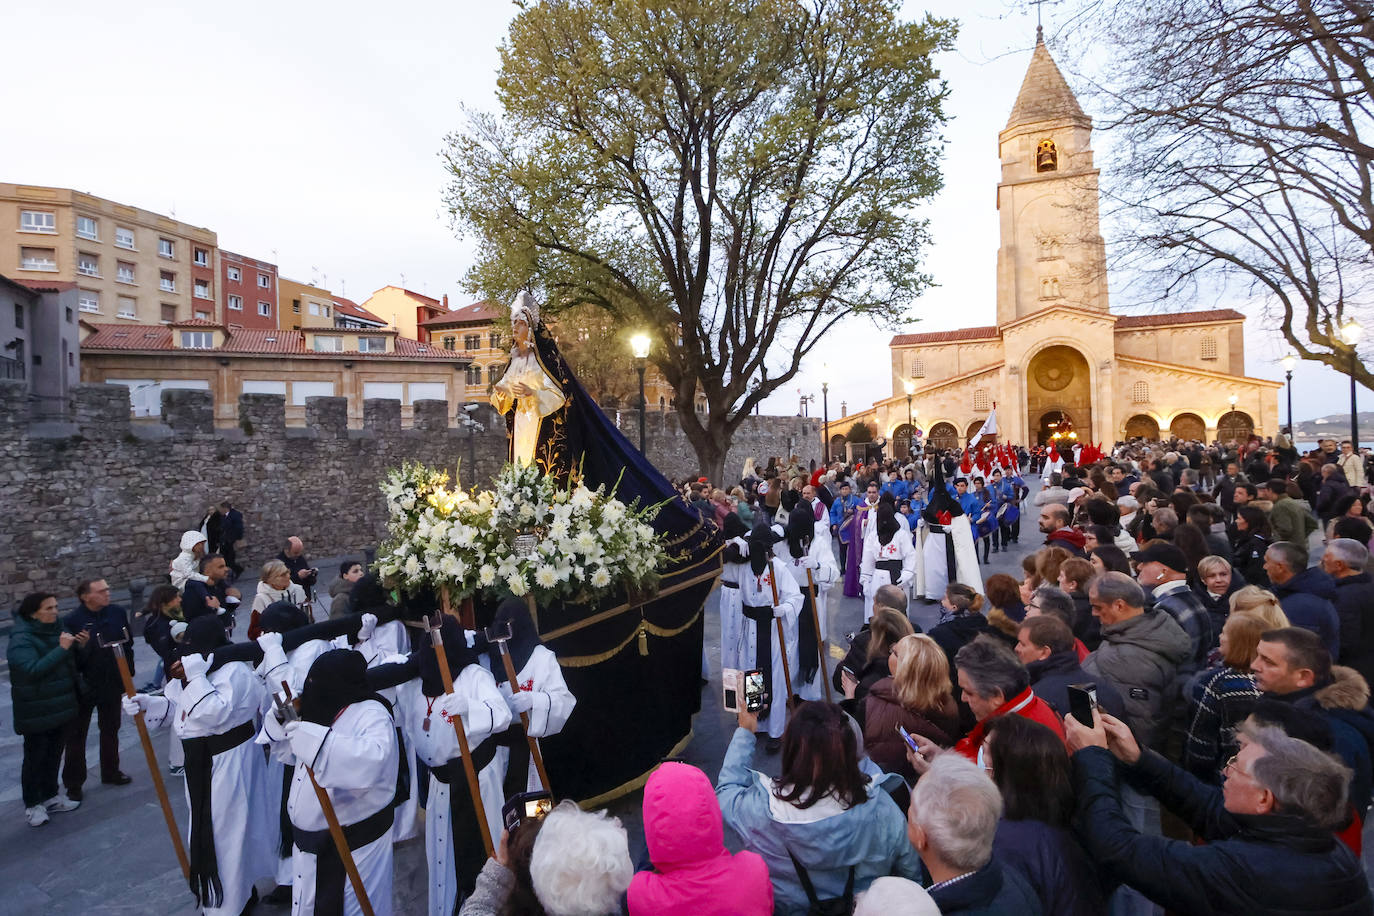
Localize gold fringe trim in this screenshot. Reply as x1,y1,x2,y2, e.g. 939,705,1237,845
557,608,702,667
540,561,722,642
576,729,695,809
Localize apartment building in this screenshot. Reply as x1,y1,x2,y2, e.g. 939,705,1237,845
279,277,339,330
221,250,278,330
81,320,470,427
359,286,447,341
1,183,217,327
0,276,83,416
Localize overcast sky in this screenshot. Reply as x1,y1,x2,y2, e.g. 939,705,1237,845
3,0,1353,428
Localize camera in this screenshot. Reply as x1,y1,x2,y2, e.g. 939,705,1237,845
502,790,553,832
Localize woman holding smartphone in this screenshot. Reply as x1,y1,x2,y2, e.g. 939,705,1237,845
860,634,960,784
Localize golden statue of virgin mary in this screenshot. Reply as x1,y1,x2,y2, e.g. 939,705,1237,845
489,292,565,467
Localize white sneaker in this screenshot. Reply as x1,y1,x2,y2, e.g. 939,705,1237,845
25,805,49,827
44,794,80,813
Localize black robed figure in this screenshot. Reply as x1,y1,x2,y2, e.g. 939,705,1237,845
488,293,722,803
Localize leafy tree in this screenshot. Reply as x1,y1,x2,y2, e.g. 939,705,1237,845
1039,0,1374,387
444,0,954,482
846,420,874,442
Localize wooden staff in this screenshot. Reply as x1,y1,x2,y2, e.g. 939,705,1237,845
277,683,374,916
804,568,833,702
425,613,496,858
493,640,554,795
103,630,190,879
766,560,796,703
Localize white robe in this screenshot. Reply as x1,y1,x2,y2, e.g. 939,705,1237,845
283,700,400,916
918,515,984,599
783,522,840,701
859,530,917,622
719,536,749,672
737,556,804,738
395,665,512,916
490,348,564,467
355,620,421,843
255,638,331,886
483,645,576,794
156,663,274,916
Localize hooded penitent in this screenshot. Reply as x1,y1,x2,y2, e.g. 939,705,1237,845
482,598,541,686
259,600,310,635
180,613,237,909
299,648,374,726
787,506,821,685
417,615,481,698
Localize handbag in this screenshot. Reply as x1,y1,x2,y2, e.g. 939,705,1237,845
787,847,856,916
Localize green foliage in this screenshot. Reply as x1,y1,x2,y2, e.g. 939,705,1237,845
443,0,955,479
846,420,874,443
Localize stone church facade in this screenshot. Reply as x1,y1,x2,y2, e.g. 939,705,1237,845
833,37,1281,455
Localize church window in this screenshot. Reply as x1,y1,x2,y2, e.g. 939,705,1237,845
1200,336,1218,360
1036,139,1058,172
973,388,990,411
1039,276,1062,299
911,358,925,378
1039,237,1061,259
1131,381,1149,403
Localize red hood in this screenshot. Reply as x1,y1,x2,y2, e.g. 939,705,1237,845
1046,527,1086,549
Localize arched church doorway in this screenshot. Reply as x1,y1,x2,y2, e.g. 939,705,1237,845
1170,412,1206,441
928,422,959,451
829,434,847,457
1217,411,1254,444
965,420,985,442
1124,414,1160,440
1037,409,1079,446
892,423,918,459
1027,346,1092,446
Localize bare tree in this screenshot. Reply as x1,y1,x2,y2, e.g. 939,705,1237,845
1040,0,1374,385
443,0,954,482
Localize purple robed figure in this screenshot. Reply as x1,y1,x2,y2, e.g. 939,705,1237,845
842,501,874,597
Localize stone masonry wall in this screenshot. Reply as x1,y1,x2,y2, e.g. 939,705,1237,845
0,382,820,613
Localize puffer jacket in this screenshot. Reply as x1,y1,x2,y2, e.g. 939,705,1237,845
1274,566,1342,659
6,613,79,735
1082,609,1192,749
1334,572,1374,688
629,761,771,916
717,728,921,916
994,818,1103,916
862,678,960,783
1274,666,1374,822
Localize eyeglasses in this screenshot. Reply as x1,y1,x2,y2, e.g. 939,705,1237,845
1223,754,1253,779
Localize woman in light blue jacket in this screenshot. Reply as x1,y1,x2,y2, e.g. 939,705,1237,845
717,702,924,915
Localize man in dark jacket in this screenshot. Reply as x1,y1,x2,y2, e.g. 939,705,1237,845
1324,539,1374,687
278,535,319,601
1065,708,1372,915
181,554,239,625
1038,504,1086,556
1016,616,1125,721
219,499,245,577
1134,541,1213,678
909,754,1042,915
62,579,133,798
1266,541,1342,659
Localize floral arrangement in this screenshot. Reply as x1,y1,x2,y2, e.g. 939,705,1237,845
376,460,666,606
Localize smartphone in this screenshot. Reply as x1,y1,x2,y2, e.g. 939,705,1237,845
743,669,766,713
897,724,919,753
501,790,553,832
1067,683,1098,728
722,667,742,712
839,665,856,682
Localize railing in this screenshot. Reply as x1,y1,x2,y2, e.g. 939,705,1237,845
0,355,24,380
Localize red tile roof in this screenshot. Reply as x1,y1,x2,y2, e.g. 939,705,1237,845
1113,308,1246,328
82,324,463,361
332,295,385,324
420,301,500,328
890,326,1000,346
10,278,78,293
169,318,221,328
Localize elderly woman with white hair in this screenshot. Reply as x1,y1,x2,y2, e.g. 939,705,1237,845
460,801,633,916
907,754,1042,914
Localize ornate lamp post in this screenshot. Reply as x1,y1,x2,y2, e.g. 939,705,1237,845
630,333,651,453
1280,353,1296,435
821,363,831,465
903,379,916,459
1341,319,1363,449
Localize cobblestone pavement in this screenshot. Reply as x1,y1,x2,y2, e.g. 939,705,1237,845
7,492,1361,913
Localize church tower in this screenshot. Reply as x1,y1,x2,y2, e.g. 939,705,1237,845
994,32,1108,327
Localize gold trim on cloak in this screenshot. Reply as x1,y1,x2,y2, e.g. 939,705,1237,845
574,729,695,810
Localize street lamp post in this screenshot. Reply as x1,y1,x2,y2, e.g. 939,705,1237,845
821,363,831,465
903,379,915,459
630,333,651,453
1280,353,1296,435
1342,320,1363,449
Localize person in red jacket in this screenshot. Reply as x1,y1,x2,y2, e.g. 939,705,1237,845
628,761,772,916
951,635,1066,763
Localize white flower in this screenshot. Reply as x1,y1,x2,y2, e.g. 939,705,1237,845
478,564,496,587
534,565,558,588
400,496,416,511
571,486,594,510
403,555,421,579
573,531,597,554
506,573,529,596
602,500,625,524
590,567,611,588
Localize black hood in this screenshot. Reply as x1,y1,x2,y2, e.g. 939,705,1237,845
418,615,481,697
746,521,782,577
785,505,815,560
479,597,542,684
922,456,963,523
299,649,373,726
259,600,310,635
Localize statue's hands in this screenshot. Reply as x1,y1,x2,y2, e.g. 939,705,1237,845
512,381,535,398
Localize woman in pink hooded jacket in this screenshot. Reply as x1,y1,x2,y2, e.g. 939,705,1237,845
628,761,772,916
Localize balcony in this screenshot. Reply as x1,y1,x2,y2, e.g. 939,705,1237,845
0,355,24,380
